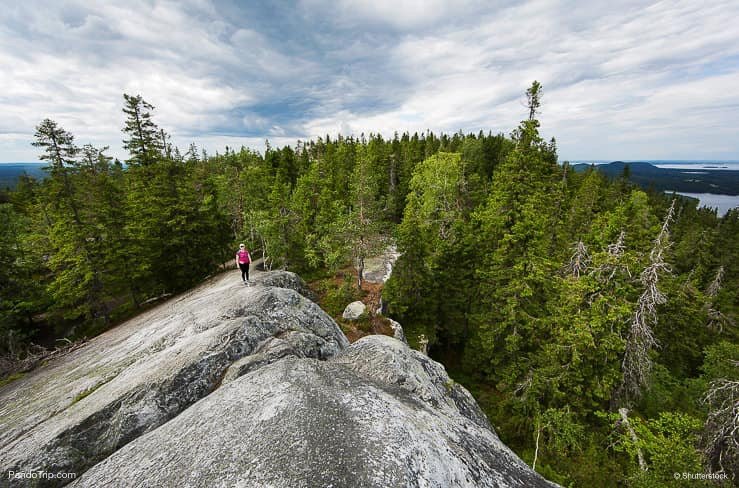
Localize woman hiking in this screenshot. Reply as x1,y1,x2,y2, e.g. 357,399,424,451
235,243,251,284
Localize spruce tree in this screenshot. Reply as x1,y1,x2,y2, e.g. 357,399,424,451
468,82,559,383
122,94,163,167
32,121,113,325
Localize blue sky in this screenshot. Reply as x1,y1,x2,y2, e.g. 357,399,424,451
1,0,738,162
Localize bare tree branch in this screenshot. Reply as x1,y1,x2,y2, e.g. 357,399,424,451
565,239,590,278
706,266,724,298
618,200,675,405
705,266,734,332
702,369,739,477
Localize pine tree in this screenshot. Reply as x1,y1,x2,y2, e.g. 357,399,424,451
122,94,163,167
32,119,76,171
347,145,387,288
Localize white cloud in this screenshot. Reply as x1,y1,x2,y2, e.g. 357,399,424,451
1,0,739,161
299,0,494,30
242,114,269,131
298,0,739,159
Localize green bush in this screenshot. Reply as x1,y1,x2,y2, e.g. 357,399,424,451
319,274,363,317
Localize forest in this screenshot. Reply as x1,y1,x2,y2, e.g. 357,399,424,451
572,161,739,195
0,84,737,486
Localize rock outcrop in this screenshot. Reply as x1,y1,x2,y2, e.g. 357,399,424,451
71,335,554,488
342,300,366,320
363,244,401,284
0,270,345,487
387,318,407,344
0,269,556,488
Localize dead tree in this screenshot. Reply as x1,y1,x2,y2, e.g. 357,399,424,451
705,266,733,332
618,200,675,405
608,230,626,258
565,239,590,278
619,408,648,471
702,365,739,477
593,230,630,284
707,266,724,299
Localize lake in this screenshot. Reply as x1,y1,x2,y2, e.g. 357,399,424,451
668,192,738,216
0,162,46,189
570,160,739,171
568,160,738,215
653,161,739,171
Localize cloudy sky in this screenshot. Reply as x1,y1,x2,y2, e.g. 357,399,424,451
2,0,739,162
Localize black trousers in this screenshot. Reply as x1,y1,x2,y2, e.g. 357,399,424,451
239,262,250,281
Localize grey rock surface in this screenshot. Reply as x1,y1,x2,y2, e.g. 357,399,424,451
387,318,407,344
72,336,555,488
342,300,367,320
0,269,346,487
252,270,317,301
1,268,557,488
221,330,330,384
363,244,401,284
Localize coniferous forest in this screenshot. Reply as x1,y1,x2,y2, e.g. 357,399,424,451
1,84,737,486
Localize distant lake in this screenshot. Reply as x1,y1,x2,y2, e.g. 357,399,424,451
570,160,739,171
668,192,738,216
654,162,739,171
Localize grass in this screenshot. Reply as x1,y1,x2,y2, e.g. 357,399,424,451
71,383,103,404
0,372,25,389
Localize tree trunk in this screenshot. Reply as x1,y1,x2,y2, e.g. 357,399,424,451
619,408,647,471
533,420,541,471
357,256,364,289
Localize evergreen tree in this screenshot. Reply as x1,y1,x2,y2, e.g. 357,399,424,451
0,204,47,354
32,121,113,326
122,94,163,167
468,82,559,385
346,145,386,287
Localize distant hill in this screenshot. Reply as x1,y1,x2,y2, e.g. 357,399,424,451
0,163,46,190
572,161,739,195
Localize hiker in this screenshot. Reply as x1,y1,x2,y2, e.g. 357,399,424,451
235,243,251,283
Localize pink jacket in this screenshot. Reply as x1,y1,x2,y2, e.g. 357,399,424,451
236,250,251,264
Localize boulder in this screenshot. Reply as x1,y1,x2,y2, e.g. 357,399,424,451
0,271,347,486
342,300,366,320
70,336,556,488
252,270,317,301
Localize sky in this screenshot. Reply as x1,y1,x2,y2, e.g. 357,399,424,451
1,0,739,163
